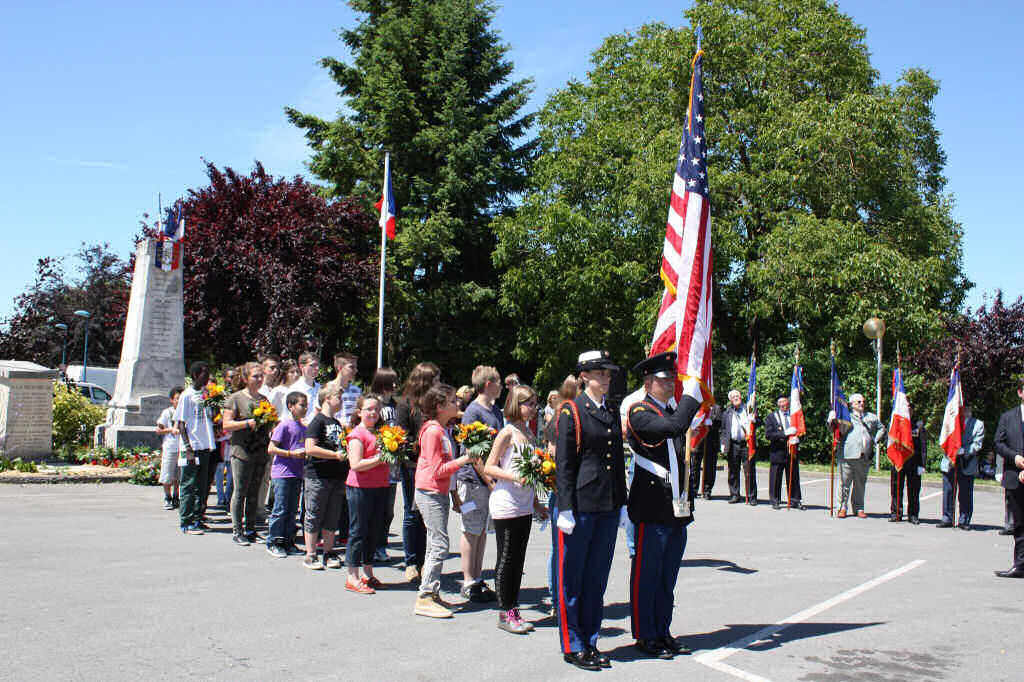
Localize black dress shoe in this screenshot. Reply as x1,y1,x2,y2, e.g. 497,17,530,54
660,636,692,655
909,516,920,525
747,500,757,506
888,514,898,522
771,502,780,510
563,651,601,671
995,568,1024,578
728,496,740,504
794,501,805,510
999,528,1014,536
584,646,611,668
936,521,953,528
635,639,674,659
959,524,970,531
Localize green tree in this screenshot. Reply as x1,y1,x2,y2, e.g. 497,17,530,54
493,0,968,388
286,0,535,380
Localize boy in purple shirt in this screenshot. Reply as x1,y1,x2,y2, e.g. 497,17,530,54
266,392,309,558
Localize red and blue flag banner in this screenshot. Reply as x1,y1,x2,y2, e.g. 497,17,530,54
649,40,714,447
887,368,914,471
938,363,964,463
155,201,184,272
374,152,397,240
745,352,757,458
789,365,805,437
830,354,852,448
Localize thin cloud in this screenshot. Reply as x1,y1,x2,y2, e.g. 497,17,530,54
43,156,130,170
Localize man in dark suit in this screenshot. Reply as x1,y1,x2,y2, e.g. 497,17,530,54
993,378,1024,578
626,352,701,660
890,405,925,524
720,390,758,504
764,395,804,510
555,350,628,670
690,404,721,499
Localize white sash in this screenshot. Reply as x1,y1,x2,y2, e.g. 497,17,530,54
634,437,690,519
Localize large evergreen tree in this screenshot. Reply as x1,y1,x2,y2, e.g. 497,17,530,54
286,0,535,379
493,0,969,387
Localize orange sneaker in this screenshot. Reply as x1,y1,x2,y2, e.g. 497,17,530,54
837,509,847,518
346,579,375,595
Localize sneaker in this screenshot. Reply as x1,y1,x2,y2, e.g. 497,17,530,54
498,607,530,634
163,497,174,510
415,595,453,619
323,552,343,569
362,576,385,590
196,521,211,531
246,531,264,543
266,543,287,558
856,510,867,519
837,509,847,519
373,548,389,563
172,498,180,508
232,534,250,546
284,542,305,556
478,582,498,602
303,555,325,570
405,565,421,583
346,579,375,594
185,524,204,535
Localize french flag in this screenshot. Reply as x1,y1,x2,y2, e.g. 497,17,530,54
938,363,964,463
745,352,757,457
789,365,805,437
887,368,914,471
375,152,396,240
155,202,184,271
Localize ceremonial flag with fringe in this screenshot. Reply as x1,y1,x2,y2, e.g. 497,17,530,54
649,41,714,447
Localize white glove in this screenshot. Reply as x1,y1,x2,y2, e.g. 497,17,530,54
827,410,836,423
618,506,630,529
784,426,797,436
957,447,964,456
917,466,925,476
721,445,727,454
556,510,576,535
704,418,713,426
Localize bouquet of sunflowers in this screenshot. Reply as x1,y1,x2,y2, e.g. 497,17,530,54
201,381,227,409
512,443,556,493
376,424,413,465
455,421,498,460
252,401,279,430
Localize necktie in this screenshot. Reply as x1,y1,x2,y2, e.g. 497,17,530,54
666,404,674,415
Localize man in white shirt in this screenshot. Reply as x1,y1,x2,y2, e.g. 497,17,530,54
175,361,217,535
288,353,321,425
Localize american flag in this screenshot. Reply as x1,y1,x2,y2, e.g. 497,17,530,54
887,368,914,471
649,41,714,445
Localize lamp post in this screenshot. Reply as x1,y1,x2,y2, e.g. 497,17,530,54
55,323,68,370
74,310,91,384
862,316,886,471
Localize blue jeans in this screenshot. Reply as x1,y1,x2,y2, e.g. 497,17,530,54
267,477,302,546
623,454,635,556
400,466,427,567
215,460,233,505
547,494,558,603
347,486,388,567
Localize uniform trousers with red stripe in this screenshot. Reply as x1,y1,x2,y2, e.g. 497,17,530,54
629,521,687,641
557,510,618,653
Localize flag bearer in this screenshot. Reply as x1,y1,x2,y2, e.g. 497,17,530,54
625,352,700,660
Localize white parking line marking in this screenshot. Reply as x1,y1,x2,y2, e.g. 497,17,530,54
695,559,926,680
701,659,771,682
756,478,824,493
920,490,942,501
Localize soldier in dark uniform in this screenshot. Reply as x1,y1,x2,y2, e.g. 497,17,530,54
890,404,925,523
555,350,627,672
625,351,701,659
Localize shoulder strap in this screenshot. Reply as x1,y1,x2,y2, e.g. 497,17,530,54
627,400,667,448
555,400,582,453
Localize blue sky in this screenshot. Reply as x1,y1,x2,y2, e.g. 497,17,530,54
1,0,1019,322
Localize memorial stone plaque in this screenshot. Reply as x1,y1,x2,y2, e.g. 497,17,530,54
0,361,58,460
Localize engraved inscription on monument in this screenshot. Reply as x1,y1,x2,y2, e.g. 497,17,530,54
0,361,58,459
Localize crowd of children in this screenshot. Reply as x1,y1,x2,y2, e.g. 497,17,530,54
155,354,553,629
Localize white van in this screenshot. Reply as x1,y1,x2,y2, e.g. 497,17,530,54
65,365,117,396
74,381,112,406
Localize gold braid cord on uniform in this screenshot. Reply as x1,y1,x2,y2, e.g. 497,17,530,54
627,403,667,449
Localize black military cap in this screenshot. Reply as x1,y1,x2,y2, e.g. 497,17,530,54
634,351,677,378
576,349,616,373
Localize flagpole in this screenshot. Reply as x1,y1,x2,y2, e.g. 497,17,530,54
376,152,390,369
788,345,799,510
157,192,163,235
829,339,836,518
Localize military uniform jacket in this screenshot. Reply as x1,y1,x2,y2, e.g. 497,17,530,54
625,394,700,526
555,393,627,514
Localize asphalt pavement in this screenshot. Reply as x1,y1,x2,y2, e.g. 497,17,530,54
0,469,1020,680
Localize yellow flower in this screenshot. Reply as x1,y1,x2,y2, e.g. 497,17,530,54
541,460,554,475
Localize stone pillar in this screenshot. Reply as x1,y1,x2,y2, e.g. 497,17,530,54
98,238,185,450
0,361,58,461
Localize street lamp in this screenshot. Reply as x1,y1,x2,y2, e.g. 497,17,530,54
74,310,91,384
55,323,68,370
863,316,886,471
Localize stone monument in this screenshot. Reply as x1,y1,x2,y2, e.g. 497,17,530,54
0,360,58,460
96,238,185,450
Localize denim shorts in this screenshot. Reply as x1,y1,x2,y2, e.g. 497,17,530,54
303,476,345,535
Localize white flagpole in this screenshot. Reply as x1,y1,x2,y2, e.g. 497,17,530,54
157,192,163,234
376,152,389,369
